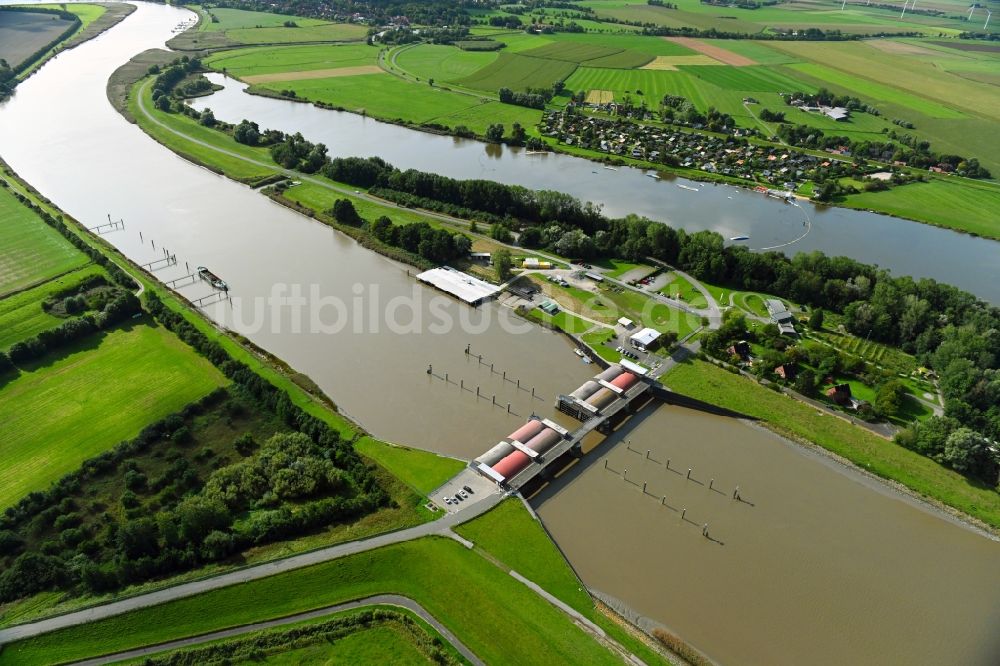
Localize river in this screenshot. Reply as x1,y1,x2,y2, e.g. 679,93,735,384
189,75,1000,304
0,3,998,665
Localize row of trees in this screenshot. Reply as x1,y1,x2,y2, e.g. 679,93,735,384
330,199,470,264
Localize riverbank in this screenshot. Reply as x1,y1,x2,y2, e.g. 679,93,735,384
664,359,1000,534
205,38,1000,241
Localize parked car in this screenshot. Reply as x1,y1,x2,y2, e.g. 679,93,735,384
463,485,473,494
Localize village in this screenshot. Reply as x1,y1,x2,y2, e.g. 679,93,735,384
540,107,879,191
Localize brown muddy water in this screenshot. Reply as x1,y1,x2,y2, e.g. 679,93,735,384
0,4,998,664
534,404,1000,666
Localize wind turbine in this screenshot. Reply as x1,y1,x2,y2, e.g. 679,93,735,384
968,5,976,20
900,0,909,18
986,9,992,28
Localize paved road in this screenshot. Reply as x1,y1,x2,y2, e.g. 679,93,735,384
68,594,484,666
0,493,502,646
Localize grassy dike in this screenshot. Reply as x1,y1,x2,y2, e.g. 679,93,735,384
1,502,671,666
665,359,1000,532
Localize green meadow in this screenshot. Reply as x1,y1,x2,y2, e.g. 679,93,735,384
0,185,89,296
200,7,330,31
205,43,379,78
0,265,104,349
0,324,225,509
844,178,1000,238
0,538,626,666
227,23,367,45
455,53,578,91
394,44,499,81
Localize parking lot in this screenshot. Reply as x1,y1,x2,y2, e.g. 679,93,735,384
430,468,499,514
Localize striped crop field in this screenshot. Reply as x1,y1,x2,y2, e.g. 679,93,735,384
788,62,966,118
456,53,578,91
681,65,816,93
584,50,654,68
0,185,89,297
521,42,623,63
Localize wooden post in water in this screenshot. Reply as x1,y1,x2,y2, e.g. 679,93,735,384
642,481,647,493
507,402,511,413
646,449,651,460
709,478,714,490
427,364,432,375
465,343,470,355
733,485,740,500
687,468,692,479
605,459,608,469
666,458,670,469
661,496,666,506
445,373,448,383
623,469,628,482
681,508,686,520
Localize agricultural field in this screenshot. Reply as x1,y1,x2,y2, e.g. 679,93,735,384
0,264,105,349
455,53,578,92
200,7,331,31
254,73,485,126
0,185,89,296
226,22,367,45
842,178,1000,238
0,324,225,509
0,10,73,69
394,44,499,82
683,65,814,94
205,43,379,78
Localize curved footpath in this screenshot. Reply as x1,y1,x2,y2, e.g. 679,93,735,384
68,594,484,666
0,493,502,646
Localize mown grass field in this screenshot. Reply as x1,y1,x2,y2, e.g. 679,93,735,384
0,185,89,296
455,53,578,91
0,264,104,349
255,73,485,126
661,272,707,309
665,359,1000,530
354,438,464,495
455,499,591,614
0,324,226,509
394,44,499,82
205,43,378,78
843,178,1000,239
0,537,626,666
